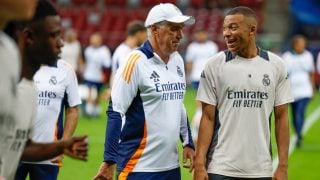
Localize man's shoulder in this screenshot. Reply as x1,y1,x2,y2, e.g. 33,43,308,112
206,51,229,64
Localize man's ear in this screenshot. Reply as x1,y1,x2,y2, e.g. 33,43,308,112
23,28,34,44
250,25,256,36
150,25,158,36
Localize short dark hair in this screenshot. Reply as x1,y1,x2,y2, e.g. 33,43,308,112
226,6,257,20
32,0,58,21
126,20,146,36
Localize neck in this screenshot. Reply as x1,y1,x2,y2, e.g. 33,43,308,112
237,42,258,59
125,37,138,49
22,56,40,80
149,38,169,63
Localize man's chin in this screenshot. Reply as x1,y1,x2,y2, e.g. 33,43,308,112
227,46,238,53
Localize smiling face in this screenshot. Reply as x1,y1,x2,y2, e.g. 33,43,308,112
223,14,256,56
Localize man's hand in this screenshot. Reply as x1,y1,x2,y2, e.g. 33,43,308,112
92,162,115,180
64,135,88,161
182,146,195,172
273,165,288,180
193,162,208,180
51,154,64,164
103,88,112,101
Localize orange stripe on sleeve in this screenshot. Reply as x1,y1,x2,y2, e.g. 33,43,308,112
118,122,147,180
53,120,63,167
121,54,140,83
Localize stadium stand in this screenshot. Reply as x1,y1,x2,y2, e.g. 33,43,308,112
55,0,266,51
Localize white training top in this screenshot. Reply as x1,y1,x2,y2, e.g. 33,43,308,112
0,32,20,178
185,40,218,82
317,52,320,74
111,42,134,77
3,78,37,180
60,40,82,70
83,45,111,82
109,41,193,173
29,60,81,166
197,49,293,178
283,50,314,100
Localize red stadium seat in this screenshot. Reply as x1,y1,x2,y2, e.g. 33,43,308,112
191,0,203,8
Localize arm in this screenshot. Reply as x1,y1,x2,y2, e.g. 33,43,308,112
179,105,195,171
51,106,79,162
273,104,290,180
63,106,79,139
310,71,315,97
93,103,121,180
94,52,141,180
186,61,193,76
193,102,216,180
76,51,84,74
21,135,88,162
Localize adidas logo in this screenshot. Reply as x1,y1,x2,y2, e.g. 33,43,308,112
150,71,160,82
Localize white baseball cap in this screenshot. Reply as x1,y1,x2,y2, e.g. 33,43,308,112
144,3,195,27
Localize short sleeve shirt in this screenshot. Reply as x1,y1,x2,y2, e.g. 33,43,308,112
197,49,293,178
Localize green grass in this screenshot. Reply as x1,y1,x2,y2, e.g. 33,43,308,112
58,88,320,179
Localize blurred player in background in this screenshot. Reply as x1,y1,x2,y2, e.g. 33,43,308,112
60,28,84,82
83,32,111,117
283,35,315,148
0,0,37,179
94,3,195,180
194,6,293,180
104,20,147,100
185,29,218,145
13,1,84,179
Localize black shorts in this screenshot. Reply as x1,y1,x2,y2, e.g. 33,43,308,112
208,173,272,180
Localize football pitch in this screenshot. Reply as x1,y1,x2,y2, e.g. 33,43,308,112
58,88,320,180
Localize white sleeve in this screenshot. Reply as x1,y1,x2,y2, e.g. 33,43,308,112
102,46,112,68
306,51,315,73
185,44,195,63
274,56,294,106
111,52,141,114
196,62,217,106
111,50,119,76
64,63,81,107
317,52,320,74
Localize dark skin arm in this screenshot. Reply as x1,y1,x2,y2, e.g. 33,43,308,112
193,102,216,180
21,135,88,162
51,106,79,163
273,104,290,180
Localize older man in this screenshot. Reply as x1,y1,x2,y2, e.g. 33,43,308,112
94,3,195,180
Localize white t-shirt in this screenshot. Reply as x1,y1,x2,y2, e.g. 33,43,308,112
83,45,111,82
29,60,81,166
197,49,293,178
185,41,218,82
109,41,193,172
60,40,82,70
111,42,134,77
283,50,314,100
317,52,320,74
2,78,37,180
0,32,20,178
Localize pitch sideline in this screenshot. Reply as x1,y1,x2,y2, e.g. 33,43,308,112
272,106,320,172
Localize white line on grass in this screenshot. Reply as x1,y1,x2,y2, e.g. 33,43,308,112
272,106,320,172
